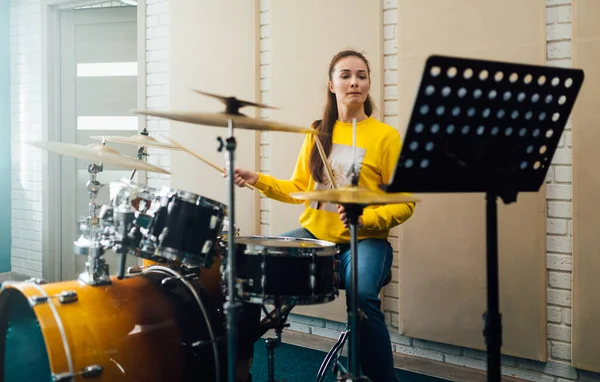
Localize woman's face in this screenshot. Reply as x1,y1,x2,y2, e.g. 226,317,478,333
328,56,371,107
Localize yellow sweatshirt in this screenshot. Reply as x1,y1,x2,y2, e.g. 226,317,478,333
254,117,415,243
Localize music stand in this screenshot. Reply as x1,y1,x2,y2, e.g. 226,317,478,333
381,55,584,382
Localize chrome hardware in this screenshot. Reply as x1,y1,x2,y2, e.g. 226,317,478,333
53,365,103,381
25,277,47,285
29,290,78,306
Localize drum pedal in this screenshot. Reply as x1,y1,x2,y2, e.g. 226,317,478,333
52,365,103,381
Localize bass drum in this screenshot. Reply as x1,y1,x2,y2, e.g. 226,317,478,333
0,265,226,382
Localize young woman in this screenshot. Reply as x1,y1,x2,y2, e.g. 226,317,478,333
234,50,415,382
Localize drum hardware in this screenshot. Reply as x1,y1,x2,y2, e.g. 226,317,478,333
112,203,138,280
29,290,78,306
86,162,103,228
24,277,47,285
52,365,103,382
74,222,111,286
259,302,291,382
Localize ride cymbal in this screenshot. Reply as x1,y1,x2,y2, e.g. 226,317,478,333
26,141,171,174
90,134,182,151
290,186,420,205
135,110,319,134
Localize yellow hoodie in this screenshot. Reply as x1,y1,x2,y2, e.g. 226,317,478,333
254,117,415,243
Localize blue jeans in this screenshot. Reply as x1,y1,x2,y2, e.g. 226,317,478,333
280,228,396,382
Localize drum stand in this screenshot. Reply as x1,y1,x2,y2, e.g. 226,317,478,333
260,303,291,382
75,161,111,286
217,117,242,382
338,170,371,381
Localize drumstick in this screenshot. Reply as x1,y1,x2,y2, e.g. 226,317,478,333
163,135,255,190
314,136,337,189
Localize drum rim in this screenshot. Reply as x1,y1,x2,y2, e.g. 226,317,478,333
158,186,228,211
0,283,74,379
238,290,339,306
233,236,340,256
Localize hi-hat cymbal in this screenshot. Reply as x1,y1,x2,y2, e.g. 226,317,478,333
290,186,420,205
135,110,319,134
26,141,171,174
89,134,182,151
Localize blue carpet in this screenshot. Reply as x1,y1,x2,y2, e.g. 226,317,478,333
250,340,450,382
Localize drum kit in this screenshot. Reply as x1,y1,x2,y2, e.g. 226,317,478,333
0,91,419,382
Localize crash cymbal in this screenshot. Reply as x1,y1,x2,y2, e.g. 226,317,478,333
26,141,171,174
290,186,420,205
135,110,320,135
89,134,182,150
191,89,278,111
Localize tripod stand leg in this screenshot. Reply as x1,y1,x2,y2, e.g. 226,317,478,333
485,192,502,382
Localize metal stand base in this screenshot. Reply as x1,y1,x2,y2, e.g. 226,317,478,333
261,304,290,382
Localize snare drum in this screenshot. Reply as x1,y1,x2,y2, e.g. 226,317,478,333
231,236,340,306
142,187,227,268
0,266,226,382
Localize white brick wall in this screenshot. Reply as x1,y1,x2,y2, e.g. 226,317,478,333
144,0,170,188
10,0,44,278
259,0,271,236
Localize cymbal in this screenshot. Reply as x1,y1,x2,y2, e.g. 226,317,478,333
135,110,319,135
290,186,421,205
26,141,171,174
191,89,278,110
89,134,182,150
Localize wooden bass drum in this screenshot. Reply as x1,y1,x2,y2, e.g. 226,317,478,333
0,265,226,382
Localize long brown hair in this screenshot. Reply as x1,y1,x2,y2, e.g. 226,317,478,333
309,50,375,183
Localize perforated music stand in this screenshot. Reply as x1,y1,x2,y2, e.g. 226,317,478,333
381,55,584,382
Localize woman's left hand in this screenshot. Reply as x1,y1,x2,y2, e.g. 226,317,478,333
337,204,364,229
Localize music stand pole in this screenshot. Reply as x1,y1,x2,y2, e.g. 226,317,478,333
221,118,241,382
485,191,501,380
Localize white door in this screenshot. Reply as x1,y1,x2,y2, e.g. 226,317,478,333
59,6,140,281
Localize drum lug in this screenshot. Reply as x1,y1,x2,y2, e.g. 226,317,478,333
236,277,253,287
29,295,48,305
59,291,78,304
29,291,78,306
25,277,47,285
53,365,103,381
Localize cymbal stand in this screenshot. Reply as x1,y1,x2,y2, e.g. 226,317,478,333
130,128,150,180
261,303,291,382
74,158,112,286
218,118,241,382
341,118,370,381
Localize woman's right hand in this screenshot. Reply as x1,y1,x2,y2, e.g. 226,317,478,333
226,167,259,188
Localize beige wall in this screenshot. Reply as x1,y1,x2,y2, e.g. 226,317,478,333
396,0,548,361
169,0,260,236
267,0,383,322
572,0,600,373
